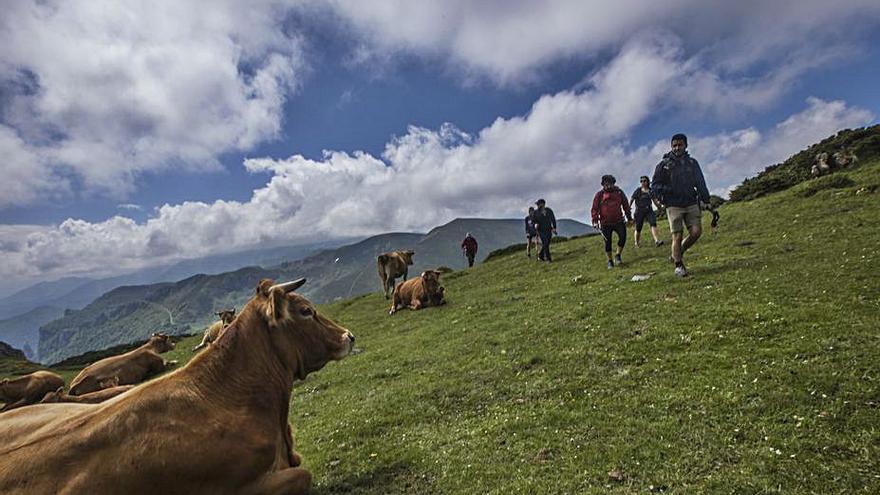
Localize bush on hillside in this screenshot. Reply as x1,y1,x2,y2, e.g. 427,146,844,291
729,125,880,202
795,174,856,198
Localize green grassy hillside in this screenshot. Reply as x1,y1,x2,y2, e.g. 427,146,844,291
4,160,878,493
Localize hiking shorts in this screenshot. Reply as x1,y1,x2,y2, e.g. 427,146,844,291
634,209,656,232
667,204,702,233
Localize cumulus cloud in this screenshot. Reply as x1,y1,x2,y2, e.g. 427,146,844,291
0,0,305,207
319,0,880,85
1,93,871,287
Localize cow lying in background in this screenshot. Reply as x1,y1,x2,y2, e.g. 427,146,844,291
40,384,135,404
378,249,415,299
192,308,237,352
0,278,354,494
389,270,446,315
0,371,64,412
68,332,176,396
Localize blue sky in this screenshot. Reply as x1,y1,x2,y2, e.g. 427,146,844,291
1,0,879,295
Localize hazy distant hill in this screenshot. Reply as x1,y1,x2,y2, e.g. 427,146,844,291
38,219,592,363
0,305,64,361
0,239,347,322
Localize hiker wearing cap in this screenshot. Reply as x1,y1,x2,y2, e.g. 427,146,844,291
533,199,557,262
461,232,478,267
591,175,633,269
525,206,540,258
630,176,664,248
651,133,711,277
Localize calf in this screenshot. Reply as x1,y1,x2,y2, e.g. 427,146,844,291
0,371,64,412
377,249,415,299
389,270,445,315
193,308,237,352
68,333,176,396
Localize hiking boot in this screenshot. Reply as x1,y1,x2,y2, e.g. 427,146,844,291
607,260,614,270
655,240,664,247
614,254,622,265
674,265,688,277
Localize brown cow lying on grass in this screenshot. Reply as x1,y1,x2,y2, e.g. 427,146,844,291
378,249,415,299
0,371,64,412
192,308,237,352
40,384,135,404
67,332,177,396
0,278,354,494
389,270,446,315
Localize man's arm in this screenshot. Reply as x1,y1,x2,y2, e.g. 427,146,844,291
650,161,668,205
621,191,632,221
590,192,601,226
549,208,557,231
693,159,710,204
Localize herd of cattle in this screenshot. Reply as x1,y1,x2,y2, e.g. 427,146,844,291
0,248,437,493
0,278,355,494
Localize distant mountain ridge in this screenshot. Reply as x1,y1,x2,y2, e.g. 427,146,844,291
37,218,593,364
0,239,349,321
0,239,350,359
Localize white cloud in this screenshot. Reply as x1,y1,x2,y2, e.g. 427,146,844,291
0,0,305,206
319,0,880,86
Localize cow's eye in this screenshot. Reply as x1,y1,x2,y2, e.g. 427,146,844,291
299,307,313,317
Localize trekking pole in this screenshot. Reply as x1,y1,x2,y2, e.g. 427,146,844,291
597,221,608,244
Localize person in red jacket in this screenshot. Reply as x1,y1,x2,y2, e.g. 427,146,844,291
591,175,633,269
461,232,478,267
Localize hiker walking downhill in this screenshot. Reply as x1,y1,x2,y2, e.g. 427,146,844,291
651,133,711,277
533,199,557,262
525,207,540,258
630,175,664,248
591,175,633,269
461,232,478,268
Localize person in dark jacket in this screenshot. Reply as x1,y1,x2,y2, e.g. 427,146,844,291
533,199,557,262
461,232,478,267
651,133,710,277
525,206,540,258
630,176,664,248
591,175,633,269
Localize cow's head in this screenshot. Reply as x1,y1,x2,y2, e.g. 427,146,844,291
216,308,237,325
148,332,175,353
401,250,415,265
420,270,442,294
0,378,9,401
40,386,65,403
256,278,355,380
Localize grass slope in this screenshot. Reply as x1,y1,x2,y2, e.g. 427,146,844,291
5,161,879,493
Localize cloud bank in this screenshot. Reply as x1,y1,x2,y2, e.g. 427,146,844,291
0,1,877,290
0,0,304,206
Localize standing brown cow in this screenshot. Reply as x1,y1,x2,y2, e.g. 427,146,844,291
377,249,415,299
389,270,445,315
0,371,64,412
0,278,353,494
67,333,176,396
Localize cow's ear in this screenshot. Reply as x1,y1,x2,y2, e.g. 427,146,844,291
256,279,274,297
0,378,7,386
265,287,289,324
420,271,428,279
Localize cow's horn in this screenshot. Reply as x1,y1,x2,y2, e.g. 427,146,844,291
270,278,306,293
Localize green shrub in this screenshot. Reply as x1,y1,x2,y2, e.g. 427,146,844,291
796,174,856,197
